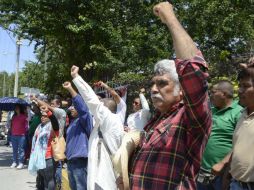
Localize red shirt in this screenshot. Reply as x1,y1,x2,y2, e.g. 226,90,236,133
11,114,28,136
45,130,59,159
129,52,212,190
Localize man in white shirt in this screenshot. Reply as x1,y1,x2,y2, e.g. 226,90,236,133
126,88,151,131
71,65,124,190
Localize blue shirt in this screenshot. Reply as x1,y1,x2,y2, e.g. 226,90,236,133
66,94,93,160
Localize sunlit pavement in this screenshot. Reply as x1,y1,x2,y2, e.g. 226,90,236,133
0,141,36,190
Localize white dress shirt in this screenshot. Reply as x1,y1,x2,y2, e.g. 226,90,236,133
127,93,151,131
73,75,124,190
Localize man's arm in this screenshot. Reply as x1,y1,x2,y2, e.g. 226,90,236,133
70,65,124,154
212,151,232,175
62,81,93,135
153,2,198,60
96,81,121,104
154,2,211,129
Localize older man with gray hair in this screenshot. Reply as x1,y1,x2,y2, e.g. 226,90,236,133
128,1,212,190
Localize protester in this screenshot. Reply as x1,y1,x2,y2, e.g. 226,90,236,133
10,104,28,169
125,88,151,132
28,102,42,145
32,96,67,189
71,65,124,190
197,80,242,190
62,81,93,190
95,81,127,125
28,105,59,190
126,2,212,189
224,57,254,190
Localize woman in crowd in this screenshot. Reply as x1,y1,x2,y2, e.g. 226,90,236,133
28,105,59,190
10,104,28,169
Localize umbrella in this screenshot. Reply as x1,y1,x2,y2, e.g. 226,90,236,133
0,97,30,111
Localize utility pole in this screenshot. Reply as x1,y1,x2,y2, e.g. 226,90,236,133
2,73,6,97
14,38,22,97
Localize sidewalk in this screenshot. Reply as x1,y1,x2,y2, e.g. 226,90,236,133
0,141,36,190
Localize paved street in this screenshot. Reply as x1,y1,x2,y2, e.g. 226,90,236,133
0,141,36,190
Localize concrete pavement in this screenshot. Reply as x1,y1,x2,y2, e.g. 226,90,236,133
0,141,36,190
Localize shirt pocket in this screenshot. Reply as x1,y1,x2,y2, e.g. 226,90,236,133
149,124,171,149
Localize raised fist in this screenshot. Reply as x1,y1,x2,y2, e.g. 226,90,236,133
71,65,79,78
140,88,145,93
62,81,72,89
153,2,173,24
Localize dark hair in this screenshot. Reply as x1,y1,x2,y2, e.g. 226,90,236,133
51,98,62,107
14,104,26,115
238,67,254,82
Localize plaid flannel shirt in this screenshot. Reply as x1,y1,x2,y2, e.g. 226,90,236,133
129,51,212,190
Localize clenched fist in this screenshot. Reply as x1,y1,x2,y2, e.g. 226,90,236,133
71,65,79,78
62,81,72,89
153,2,173,24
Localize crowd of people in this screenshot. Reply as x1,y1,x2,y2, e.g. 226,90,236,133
3,1,254,190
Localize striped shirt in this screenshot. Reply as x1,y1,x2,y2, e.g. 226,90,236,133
129,51,212,190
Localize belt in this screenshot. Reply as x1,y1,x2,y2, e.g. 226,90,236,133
197,169,215,185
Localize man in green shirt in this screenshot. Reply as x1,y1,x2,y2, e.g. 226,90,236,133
197,80,242,190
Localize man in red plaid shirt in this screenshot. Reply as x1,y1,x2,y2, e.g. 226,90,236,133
128,1,212,190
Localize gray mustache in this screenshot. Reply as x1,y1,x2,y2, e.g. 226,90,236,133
151,94,164,100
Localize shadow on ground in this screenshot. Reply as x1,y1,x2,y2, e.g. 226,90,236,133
0,149,12,167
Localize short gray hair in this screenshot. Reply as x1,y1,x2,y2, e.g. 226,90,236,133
154,59,180,96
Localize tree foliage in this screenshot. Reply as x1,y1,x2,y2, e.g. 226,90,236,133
0,0,253,94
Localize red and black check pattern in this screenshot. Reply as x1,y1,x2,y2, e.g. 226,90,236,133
129,52,212,190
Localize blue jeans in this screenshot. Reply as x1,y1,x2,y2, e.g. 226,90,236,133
230,179,254,190
67,158,88,190
197,176,222,190
55,161,62,188
11,135,26,164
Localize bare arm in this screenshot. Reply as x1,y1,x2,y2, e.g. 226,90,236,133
31,96,55,112
212,151,232,175
153,2,198,59
97,81,121,104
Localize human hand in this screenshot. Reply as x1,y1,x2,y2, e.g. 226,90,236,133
140,88,145,93
211,162,225,176
40,105,49,113
71,65,79,78
94,81,108,89
62,81,72,90
153,1,173,24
